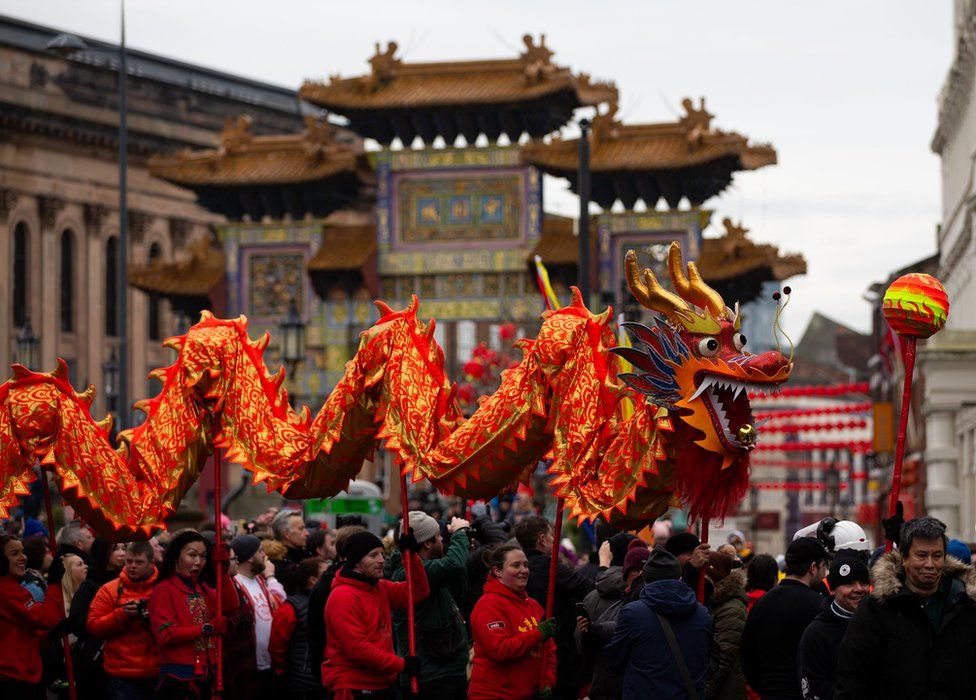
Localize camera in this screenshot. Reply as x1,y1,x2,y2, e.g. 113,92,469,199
135,599,150,621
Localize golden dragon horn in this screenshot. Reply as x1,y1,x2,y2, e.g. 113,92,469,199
667,242,726,319
624,249,688,318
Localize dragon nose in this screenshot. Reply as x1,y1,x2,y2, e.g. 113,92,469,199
745,350,791,374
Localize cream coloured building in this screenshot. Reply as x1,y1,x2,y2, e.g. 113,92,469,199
921,0,976,537
0,15,302,420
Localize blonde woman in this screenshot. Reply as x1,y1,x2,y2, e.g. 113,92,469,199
60,553,88,615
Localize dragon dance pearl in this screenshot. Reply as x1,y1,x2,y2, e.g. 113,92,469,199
882,273,949,339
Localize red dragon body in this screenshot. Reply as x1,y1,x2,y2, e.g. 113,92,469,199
0,244,791,537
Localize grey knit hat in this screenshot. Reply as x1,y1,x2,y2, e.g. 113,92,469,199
642,547,683,583
408,511,440,544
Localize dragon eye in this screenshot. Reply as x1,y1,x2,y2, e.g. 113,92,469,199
733,333,747,351
697,337,720,357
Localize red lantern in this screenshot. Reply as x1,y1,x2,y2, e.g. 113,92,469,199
463,361,485,379
499,323,517,341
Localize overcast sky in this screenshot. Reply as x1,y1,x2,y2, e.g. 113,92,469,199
5,1,955,339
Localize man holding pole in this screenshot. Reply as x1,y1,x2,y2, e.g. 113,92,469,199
835,517,976,699
321,530,428,699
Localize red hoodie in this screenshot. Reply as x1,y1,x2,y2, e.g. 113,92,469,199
469,577,556,700
87,567,161,679
147,572,239,676
321,554,428,692
0,576,64,683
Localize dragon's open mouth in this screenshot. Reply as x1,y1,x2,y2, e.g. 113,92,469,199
691,375,775,452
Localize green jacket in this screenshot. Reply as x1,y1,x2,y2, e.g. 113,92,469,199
707,570,748,700
390,529,470,682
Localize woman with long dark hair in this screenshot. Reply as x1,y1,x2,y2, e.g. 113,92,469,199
469,543,556,700
0,534,65,699
147,530,237,699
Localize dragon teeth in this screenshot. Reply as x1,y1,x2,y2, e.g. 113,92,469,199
690,376,713,401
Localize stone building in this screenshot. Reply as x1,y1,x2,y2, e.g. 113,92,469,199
917,0,976,537
0,14,304,421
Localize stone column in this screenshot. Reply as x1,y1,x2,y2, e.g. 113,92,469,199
0,189,17,373
37,196,64,371
925,407,961,535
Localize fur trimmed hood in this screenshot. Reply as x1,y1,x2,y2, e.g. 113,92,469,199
871,550,976,603
709,569,747,608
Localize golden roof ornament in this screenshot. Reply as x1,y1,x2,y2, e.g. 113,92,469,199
219,115,253,156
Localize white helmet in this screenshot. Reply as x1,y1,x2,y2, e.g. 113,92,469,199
793,518,871,554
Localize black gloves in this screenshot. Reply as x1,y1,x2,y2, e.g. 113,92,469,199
401,655,422,677
882,500,904,546
397,527,422,554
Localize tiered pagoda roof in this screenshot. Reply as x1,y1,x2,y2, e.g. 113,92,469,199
149,115,372,221
522,99,777,208
128,236,225,300
696,218,805,303
299,35,617,145
532,215,804,305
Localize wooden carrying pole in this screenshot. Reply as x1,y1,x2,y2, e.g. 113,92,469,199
697,518,710,604
885,337,917,552
41,467,78,700
213,450,224,695
399,472,419,694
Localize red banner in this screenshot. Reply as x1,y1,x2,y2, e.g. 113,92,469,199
755,403,872,420
749,382,870,400
760,419,869,434
754,440,872,453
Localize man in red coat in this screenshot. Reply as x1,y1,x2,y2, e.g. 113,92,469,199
87,541,160,700
322,530,429,700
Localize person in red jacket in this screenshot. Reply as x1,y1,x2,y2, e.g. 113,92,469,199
87,541,160,700
148,529,238,699
470,543,556,700
322,530,428,699
0,534,65,699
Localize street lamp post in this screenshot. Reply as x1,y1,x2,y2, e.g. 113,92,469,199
47,0,129,429
102,347,119,417
15,316,40,370
278,297,307,407
577,118,591,304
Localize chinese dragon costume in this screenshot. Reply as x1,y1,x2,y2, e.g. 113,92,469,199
0,243,792,539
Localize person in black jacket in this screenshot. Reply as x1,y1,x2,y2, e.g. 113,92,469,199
516,515,593,700
797,552,869,700
835,517,976,699
665,532,714,604
740,537,827,700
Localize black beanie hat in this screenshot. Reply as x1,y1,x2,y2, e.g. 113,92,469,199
344,531,384,567
642,547,683,583
827,553,870,589
786,536,828,569
230,535,261,564
665,532,700,558
608,532,636,567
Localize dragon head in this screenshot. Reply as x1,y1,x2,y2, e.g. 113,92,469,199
612,243,792,469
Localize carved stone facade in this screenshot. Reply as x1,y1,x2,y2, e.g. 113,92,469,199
919,0,976,536
0,16,302,421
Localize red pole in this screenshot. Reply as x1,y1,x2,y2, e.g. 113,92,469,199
41,467,77,700
539,497,564,693
213,450,224,695
697,518,709,604
545,498,565,619
885,337,917,552
399,471,418,694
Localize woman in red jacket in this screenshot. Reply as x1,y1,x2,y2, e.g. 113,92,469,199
0,534,65,699
148,530,237,699
470,543,556,700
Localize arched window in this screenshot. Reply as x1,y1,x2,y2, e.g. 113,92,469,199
147,242,161,340
13,222,28,328
60,229,75,333
105,236,118,336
